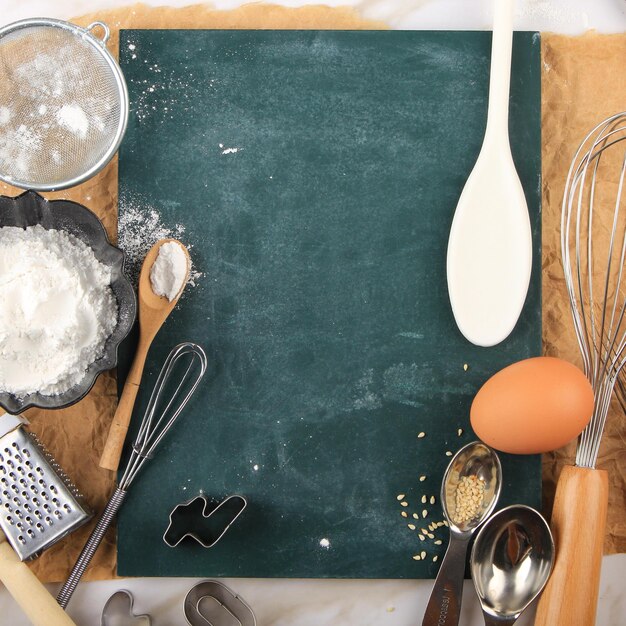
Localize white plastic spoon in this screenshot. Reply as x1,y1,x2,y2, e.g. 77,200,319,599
446,0,532,347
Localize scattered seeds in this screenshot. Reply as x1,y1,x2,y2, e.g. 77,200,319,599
413,555,421,561
422,509,428,518
463,363,468,371
445,451,453,457
418,432,426,438
412,513,419,519
421,495,427,504
430,496,436,505
433,555,439,562
421,551,426,559
418,534,425,540
401,501,409,507
408,524,416,530
420,528,428,534
427,523,434,531
419,475,427,482
457,428,463,437
401,511,408,518
427,532,435,539
397,494,406,501
435,540,443,545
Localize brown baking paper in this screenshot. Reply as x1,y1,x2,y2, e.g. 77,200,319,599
0,3,384,584
541,32,626,555
0,10,624,584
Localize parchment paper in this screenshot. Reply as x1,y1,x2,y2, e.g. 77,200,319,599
0,7,623,583
541,32,626,555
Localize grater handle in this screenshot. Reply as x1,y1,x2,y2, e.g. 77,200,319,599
56,487,127,609
0,531,77,625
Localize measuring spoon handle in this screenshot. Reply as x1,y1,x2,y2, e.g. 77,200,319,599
421,532,470,626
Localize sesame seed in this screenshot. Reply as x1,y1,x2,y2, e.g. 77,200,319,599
421,495,427,504
401,511,408,518
419,475,427,482
418,432,426,438
401,501,409,507
413,555,421,561
412,513,419,519
463,364,468,371
427,532,435,539
418,534,425,540
422,509,428,518
443,520,449,527
420,528,428,534
430,496,436,505
427,523,434,531
457,428,463,436
397,494,406,501
445,451,453,457
433,555,438,562
434,540,443,545
408,524,416,530
421,551,426,559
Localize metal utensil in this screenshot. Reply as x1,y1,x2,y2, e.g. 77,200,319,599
56,342,207,609
101,590,152,626
535,112,626,626
446,0,532,346
0,413,91,560
163,494,247,548
471,505,554,626
0,18,128,191
185,581,256,626
422,441,502,626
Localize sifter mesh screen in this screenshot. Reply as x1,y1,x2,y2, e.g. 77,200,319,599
0,22,126,190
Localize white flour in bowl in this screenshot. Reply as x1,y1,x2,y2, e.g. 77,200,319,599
0,225,118,397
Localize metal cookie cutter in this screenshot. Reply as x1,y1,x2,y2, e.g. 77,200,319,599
163,494,247,548
101,590,151,626
185,580,256,626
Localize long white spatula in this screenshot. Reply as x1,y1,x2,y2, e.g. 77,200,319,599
446,0,532,347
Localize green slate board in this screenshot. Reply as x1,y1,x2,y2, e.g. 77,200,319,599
117,29,542,579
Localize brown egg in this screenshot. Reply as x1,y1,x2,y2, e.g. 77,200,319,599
470,356,594,454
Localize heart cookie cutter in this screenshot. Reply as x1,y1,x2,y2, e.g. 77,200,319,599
184,580,256,626
101,590,151,626
163,494,247,548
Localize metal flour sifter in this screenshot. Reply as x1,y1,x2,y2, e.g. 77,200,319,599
0,18,128,191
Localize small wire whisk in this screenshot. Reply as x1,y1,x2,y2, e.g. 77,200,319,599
561,111,626,469
57,342,207,609
535,112,626,626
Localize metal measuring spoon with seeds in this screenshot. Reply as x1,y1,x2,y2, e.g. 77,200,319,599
421,441,502,626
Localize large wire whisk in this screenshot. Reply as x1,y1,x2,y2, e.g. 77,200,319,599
562,112,626,469
57,342,207,609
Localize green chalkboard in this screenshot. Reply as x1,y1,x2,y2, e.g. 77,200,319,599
116,30,542,579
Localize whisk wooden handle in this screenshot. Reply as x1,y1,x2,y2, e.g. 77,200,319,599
534,465,608,626
0,531,77,626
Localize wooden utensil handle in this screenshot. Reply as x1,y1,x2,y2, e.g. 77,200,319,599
99,379,141,471
0,532,77,626
534,464,608,626
99,340,150,471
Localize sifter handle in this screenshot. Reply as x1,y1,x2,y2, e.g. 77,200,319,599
534,464,608,626
0,531,77,626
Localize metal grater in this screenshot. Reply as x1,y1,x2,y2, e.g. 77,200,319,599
0,414,92,561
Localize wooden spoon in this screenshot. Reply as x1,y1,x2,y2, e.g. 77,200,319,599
99,238,190,471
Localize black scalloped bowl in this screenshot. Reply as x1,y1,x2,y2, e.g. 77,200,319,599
0,191,136,414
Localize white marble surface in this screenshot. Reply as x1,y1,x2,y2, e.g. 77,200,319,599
1,1,625,624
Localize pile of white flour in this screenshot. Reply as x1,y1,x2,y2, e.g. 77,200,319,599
150,241,188,301
0,225,118,397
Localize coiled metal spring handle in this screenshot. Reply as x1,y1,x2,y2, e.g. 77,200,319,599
57,342,207,609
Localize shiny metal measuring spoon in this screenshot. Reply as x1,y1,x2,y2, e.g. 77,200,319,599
470,504,554,626
422,441,502,626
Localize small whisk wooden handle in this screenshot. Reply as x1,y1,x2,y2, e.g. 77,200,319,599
534,465,608,626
